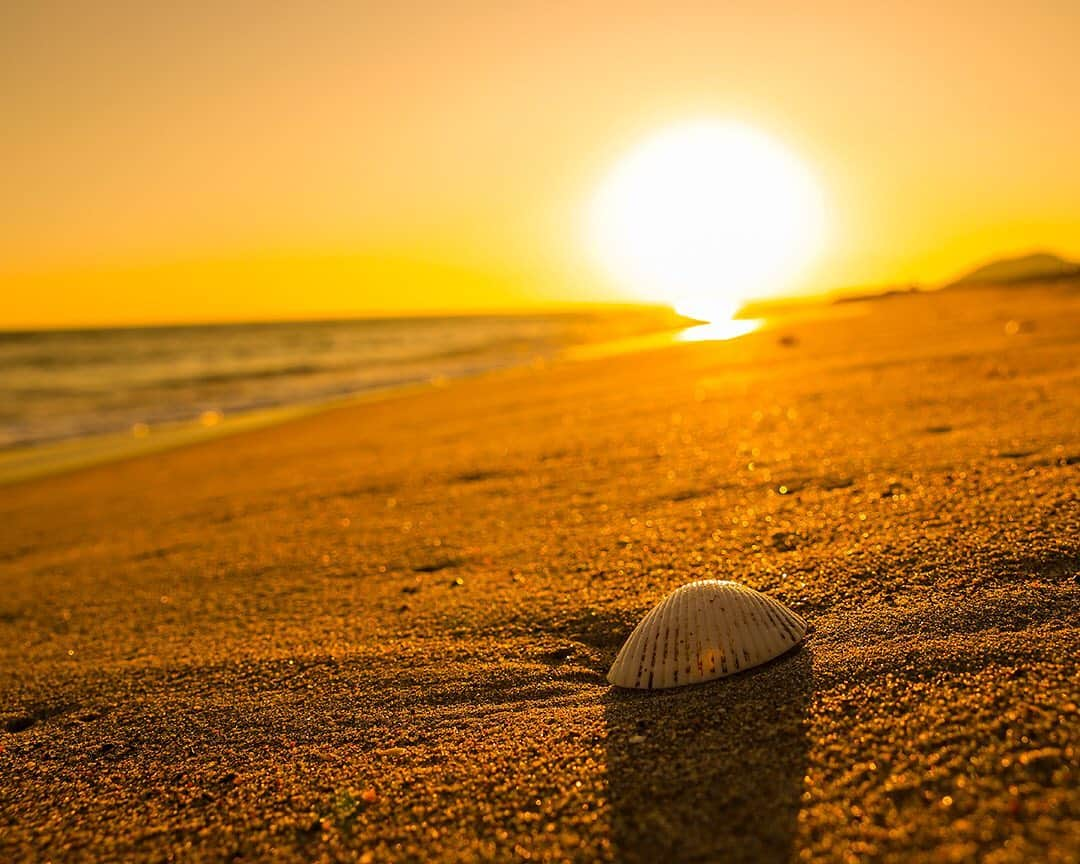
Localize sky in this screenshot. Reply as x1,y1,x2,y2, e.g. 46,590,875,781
3,0,1079,327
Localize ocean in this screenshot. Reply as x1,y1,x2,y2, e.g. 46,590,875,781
0,308,689,450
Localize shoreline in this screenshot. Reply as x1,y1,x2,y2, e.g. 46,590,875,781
0,319,741,488
0,379,446,488
0,301,873,488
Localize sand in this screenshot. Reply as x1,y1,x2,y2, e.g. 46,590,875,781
1,284,1078,863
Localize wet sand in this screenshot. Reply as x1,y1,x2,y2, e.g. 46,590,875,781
1,284,1078,862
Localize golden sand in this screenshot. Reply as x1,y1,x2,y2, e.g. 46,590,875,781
1,285,1078,862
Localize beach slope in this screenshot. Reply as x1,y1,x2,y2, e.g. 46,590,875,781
1,285,1078,862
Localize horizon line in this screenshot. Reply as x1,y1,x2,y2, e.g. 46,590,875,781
0,300,696,335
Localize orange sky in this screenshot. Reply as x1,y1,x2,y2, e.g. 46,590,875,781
3,1,1079,327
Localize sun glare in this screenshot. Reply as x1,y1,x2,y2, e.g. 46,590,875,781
588,120,827,322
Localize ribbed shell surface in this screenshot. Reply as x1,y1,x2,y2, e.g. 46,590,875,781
607,580,807,689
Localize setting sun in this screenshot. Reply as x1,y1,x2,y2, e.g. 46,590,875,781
587,120,827,321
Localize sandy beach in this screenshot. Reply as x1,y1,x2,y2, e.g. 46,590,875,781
1,284,1078,862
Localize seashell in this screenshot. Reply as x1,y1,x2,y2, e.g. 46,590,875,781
607,579,807,689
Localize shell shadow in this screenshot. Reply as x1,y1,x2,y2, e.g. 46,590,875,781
603,647,813,863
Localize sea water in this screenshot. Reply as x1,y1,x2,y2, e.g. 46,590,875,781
0,309,687,449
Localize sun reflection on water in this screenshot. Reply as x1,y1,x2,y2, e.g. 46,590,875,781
677,317,762,342
560,309,761,363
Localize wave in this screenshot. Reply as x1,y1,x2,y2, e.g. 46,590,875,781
144,363,335,390
0,308,689,449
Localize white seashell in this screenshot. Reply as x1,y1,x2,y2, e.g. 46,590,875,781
607,580,807,689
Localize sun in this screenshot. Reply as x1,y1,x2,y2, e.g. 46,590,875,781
587,119,827,322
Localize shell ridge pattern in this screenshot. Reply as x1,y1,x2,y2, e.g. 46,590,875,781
741,589,763,664
656,593,672,688
761,593,798,644
634,601,664,687
607,579,807,689
668,587,684,687
691,585,705,678
749,590,780,659
673,583,691,686
625,601,662,687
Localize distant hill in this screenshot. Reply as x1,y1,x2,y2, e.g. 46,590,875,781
740,252,1078,317
945,252,1080,288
